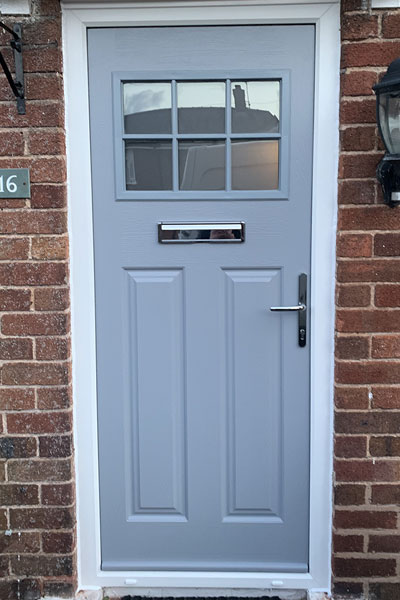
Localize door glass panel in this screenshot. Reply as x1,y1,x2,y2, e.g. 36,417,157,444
231,81,280,133
177,82,225,133
179,140,225,190
125,140,172,190
124,83,172,134
231,140,279,190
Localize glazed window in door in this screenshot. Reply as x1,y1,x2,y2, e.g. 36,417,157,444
88,25,314,572
120,80,281,192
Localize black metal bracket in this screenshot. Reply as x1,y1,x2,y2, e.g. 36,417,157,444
377,155,400,208
0,22,25,114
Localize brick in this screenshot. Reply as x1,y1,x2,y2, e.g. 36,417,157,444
0,338,33,360
0,131,24,156
0,531,40,554
26,74,63,101
42,531,73,554
336,361,400,384
32,236,68,260
36,337,69,360
43,582,74,599
34,287,69,311
382,13,400,39
31,184,66,208
23,20,62,46
341,70,378,97
375,233,400,257
335,435,367,458
341,126,376,152
370,583,400,600
0,263,67,286
23,48,62,74
0,508,7,529
339,206,400,231
37,387,70,410
340,98,376,124
375,284,400,307
7,412,71,435
0,199,26,208
372,485,400,505
2,313,68,336
335,458,400,482
338,179,375,205
0,211,66,234
0,437,37,459
11,555,73,577
333,557,396,577
333,582,363,597
39,435,72,458
342,41,400,68
370,437,400,457
334,509,397,529
41,482,73,506
0,579,40,600
0,388,35,411
0,484,39,505
337,259,400,282
333,533,364,553
372,387,400,409
335,411,400,434
8,459,71,482
369,535,400,553
0,238,29,260
0,556,9,577
335,386,369,409
337,233,372,258
0,461,5,481
337,309,400,332
335,336,369,359
372,335,400,358
337,284,371,307
30,157,66,184
0,102,63,128
28,129,65,155
0,289,31,311
339,153,381,179
341,14,379,40
335,484,366,505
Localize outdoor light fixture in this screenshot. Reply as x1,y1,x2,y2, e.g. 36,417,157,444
374,57,400,207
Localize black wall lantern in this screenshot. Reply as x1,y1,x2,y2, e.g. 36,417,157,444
374,57,400,207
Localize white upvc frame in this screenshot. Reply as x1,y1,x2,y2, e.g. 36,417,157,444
62,0,339,595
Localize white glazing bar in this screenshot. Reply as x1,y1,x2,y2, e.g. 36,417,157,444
226,79,232,191
172,80,179,191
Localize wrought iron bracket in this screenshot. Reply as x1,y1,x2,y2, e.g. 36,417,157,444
0,22,25,114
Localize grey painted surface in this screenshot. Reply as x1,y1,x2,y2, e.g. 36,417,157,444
88,25,315,572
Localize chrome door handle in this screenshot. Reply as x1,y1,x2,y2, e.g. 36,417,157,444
270,303,305,312
269,274,307,347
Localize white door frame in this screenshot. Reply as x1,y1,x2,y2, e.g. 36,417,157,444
62,0,339,593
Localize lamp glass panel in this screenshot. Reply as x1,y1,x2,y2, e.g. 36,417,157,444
379,91,400,154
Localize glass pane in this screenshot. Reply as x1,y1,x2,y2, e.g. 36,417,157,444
379,91,400,154
124,83,171,134
231,140,279,190
179,140,225,190
178,82,225,133
125,140,172,190
231,81,280,133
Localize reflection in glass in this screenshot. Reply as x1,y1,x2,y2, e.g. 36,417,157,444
379,91,400,154
125,140,172,190
124,83,171,134
177,82,225,133
231,81,280,133
179,140,225,190
231,140,279,190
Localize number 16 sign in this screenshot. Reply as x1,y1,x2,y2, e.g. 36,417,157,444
0,169,30,198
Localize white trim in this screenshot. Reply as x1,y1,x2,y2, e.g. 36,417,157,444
63,1,339,594
0,0,30,14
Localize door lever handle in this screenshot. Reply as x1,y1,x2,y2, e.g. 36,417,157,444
269,274,307,347
270,303,305,312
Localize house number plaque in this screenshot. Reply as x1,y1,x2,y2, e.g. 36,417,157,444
0,168,30,198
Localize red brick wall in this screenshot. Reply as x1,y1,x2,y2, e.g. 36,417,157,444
334,3,400,599
0,1,75,599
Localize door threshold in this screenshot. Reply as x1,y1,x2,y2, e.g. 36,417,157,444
100,591,310,600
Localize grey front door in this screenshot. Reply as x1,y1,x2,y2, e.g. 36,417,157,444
88,25,314,573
